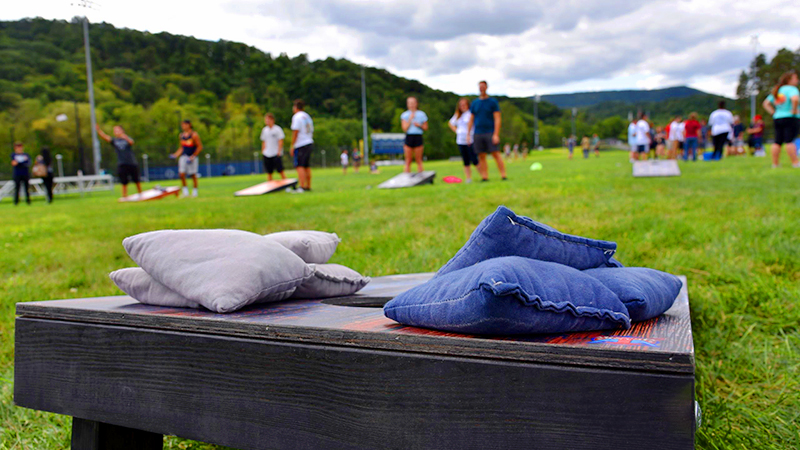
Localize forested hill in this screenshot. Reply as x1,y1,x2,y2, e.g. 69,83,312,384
541,86,710,109
0,17,562,173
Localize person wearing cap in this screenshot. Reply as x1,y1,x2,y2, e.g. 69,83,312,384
10,142,31,205
747,115,765,156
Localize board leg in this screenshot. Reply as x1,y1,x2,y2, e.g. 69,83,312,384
71,417,162,450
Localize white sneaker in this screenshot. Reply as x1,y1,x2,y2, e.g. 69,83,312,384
182,187,189,197
192,188,198,197
285,187,295,193
465,178,472,184
292,187,305,194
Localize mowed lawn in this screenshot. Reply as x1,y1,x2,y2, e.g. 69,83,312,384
1,148,798,449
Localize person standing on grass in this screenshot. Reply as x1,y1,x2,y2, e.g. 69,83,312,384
747,115,765,156
628,118,637,162
449,97,478,183
731,116,745,156
655,127,666,159
668,116,682,160
341,149,349,175
290,99,315,192
96,124,142,198
591,134,600,157
635,112,651,161
36,147,54,203
708,101,734,160
699,119,709,152
259,113,286,182
352,147,362,173
683,112,701,161
521,141,529,160
581,135,591,159
568,135,576,160
400,96,428,174
173,120,202,197
468,80,507,181
10,142,31,205
763,70,800,168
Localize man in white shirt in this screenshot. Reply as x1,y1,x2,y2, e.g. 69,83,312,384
627,119,637,162
708,101,734,160
290,99,314,192
259,113,286,181
635,113,651,161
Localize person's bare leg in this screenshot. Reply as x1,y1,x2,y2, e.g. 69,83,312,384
492,151,507,178
477,153,489,180
464,165,472,181
403,145,413,173
771,143,781,166
786,142,799,165
135,182,142,194
122,184,128,197
279,171,286,180
296,167,305,188
307,168,312,189
179,174,187,187
268,173,274,181
415,146,424,173
192,175,198,189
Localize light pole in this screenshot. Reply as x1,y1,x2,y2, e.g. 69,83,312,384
81,16,102,174
534,94,540,149
571,107,577,138
142,154,149,182
56,154,64,177
74,101,86,174
360,65,370,166
205,153,211,178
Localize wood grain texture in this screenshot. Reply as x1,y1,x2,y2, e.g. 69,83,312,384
15,318,695,450
71,417,162,450
15,275,694,373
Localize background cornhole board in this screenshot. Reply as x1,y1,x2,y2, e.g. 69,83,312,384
234,178,298,196
118,186,180,202
15,274,696,450
633,160,682,177
378,171,436,189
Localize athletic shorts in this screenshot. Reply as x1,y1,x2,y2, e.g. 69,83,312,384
649,141,657,150
294,144,313,168
118,164,140,185
178,154,198,176
473,133,497,154
774,118,799,145
404,134,423,148
458,144,478,166
678,141,684,150
263,155,283,174
636,145,648,153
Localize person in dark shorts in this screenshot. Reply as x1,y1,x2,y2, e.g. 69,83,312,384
290,99,315,192
449,97,477,182
259,113,286,181
35,147,54,203
763,70,800,168
96,124,141,198
401,96,428,174
467,80,507,181
10,141,31,205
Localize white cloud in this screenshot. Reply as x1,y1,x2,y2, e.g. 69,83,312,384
3,0,800,98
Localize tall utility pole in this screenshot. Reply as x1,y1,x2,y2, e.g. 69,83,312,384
360,65,369,166
533,94,540,148
81,16,102,174
571,108,577,138
74,101,86,173
750,35,759,122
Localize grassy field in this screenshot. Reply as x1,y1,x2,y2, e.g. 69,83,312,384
1,148,799,449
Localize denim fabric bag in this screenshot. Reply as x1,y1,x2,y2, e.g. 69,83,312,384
583,267,682,322
384,256,631,335
436,206,617,277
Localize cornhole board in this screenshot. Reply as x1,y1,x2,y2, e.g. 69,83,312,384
633,159,682,177
15,274,697,450
234,178,298,196
378,170,436,189
117,186,180,203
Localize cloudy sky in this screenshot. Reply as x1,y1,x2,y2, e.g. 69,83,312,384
5,0,800,97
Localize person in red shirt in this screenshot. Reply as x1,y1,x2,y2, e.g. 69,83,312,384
682,112,702,161
747,115,765,156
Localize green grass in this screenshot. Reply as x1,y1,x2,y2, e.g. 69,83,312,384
2,149,799,449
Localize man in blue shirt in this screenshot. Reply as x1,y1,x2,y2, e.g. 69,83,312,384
10,141,31,205
467,81,507,181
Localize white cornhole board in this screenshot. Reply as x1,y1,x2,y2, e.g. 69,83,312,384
118,186,180,203
378,171,436,189
633,160,681,177
234,178,298,196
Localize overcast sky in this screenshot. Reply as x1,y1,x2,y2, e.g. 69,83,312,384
5,0,800,98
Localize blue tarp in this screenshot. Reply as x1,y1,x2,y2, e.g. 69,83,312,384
147,161,258,180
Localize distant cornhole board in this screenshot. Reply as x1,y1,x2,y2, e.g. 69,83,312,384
633,160,681,177
378,171,436,189
118,186,180,203
234,178,298,197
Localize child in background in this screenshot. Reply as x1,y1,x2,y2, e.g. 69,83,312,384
341,149,349,175
581,135,591,159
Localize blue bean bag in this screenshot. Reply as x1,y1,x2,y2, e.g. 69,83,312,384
436,206,617,277
385,256,631,335
583,267,683,322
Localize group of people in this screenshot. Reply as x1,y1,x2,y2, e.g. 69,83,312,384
626,70,799,168
404,80,507,183
9,142,55,206
565,135,601,160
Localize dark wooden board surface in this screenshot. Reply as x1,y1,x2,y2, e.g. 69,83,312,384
16,274,694,374
15,318,696,450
